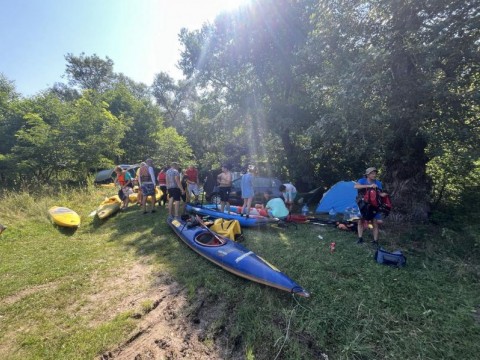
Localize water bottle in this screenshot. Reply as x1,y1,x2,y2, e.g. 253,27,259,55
302,204,308,216
329,207,337,221
343,207,352,221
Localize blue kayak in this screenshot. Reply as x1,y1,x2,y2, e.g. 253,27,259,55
167,216,310,297
185,203,270,227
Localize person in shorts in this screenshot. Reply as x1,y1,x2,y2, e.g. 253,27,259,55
166,161,185,218
138,161,156,214
114,166,133,210
240,165,255,217
217,164,232,213
184,164,200,203
354,167,387,245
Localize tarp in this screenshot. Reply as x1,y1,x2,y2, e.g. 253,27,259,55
315,181,358,214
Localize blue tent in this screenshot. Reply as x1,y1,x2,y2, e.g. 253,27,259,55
315,181,358,214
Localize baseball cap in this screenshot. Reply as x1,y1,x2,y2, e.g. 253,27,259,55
365,167,377,175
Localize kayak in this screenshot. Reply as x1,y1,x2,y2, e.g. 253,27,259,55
48,206,81,228
97,196,121,220
167,216,309,297
185,203,270,227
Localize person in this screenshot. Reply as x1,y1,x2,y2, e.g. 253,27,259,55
279,183,297,211
114,166,133,210
166,161,185,218
0,223,6,236
217,164,232,213
138,161,157,214
184,164,200,203
354,167,387,245
240,165,255,218
179,168,188,203
254,190,272,217
265,194,290,220
157,166,168,206
134,166,143,206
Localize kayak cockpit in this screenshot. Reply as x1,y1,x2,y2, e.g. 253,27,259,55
195,231,227,247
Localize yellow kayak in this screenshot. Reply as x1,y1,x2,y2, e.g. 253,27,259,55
49,206,81,228
129,187,162,203
97,196,121,220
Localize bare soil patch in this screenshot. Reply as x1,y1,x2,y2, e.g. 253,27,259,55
97,263,240,360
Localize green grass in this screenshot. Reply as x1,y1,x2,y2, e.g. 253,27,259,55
0,187,479,359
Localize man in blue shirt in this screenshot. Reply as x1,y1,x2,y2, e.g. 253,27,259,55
354,167,387,245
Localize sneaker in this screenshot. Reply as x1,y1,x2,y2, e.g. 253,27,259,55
371,240,379,246
151,209,156,213
357,237,364,244
143,211,148,215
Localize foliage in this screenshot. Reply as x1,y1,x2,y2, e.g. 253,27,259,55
64,52,115,92
0,56,193,185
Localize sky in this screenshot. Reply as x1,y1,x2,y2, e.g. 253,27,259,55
0,0,248,96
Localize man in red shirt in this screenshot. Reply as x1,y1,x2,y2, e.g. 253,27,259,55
184,164,200,203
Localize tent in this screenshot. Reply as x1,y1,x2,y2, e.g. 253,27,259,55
315,181,358,214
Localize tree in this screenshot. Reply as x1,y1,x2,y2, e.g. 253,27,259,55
305,0,479,220
178,0,315,180
64,52,114,92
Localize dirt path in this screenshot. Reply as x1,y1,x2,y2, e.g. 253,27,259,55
98,264,236,360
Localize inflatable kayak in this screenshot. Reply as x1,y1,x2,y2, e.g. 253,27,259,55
185,203,270,227
168,216,309,297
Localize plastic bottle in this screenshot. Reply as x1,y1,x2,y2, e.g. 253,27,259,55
302,204,309,216
329,207,337,221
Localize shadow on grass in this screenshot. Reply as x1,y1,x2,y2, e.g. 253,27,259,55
54,224,79,236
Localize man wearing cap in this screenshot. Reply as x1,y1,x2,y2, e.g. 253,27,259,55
354,167,387,245
166,161,185,218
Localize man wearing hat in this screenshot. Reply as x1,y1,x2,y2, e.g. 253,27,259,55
166,161,185,218
354,167,386,245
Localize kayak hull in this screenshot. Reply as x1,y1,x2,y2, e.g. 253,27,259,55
168,216,309,297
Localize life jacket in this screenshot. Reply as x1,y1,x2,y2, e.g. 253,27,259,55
363,188,381,208
157,172,166,185
117,172,126,186
359,188,392,219
139,167,151,183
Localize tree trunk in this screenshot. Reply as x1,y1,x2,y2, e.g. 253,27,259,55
384,129,430,222
383,8,431,222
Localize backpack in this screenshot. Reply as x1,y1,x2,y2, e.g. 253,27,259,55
374,247,406,267
379,193,392,216
358,188,392,220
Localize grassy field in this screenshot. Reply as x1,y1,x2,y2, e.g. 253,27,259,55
0,185,479,359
